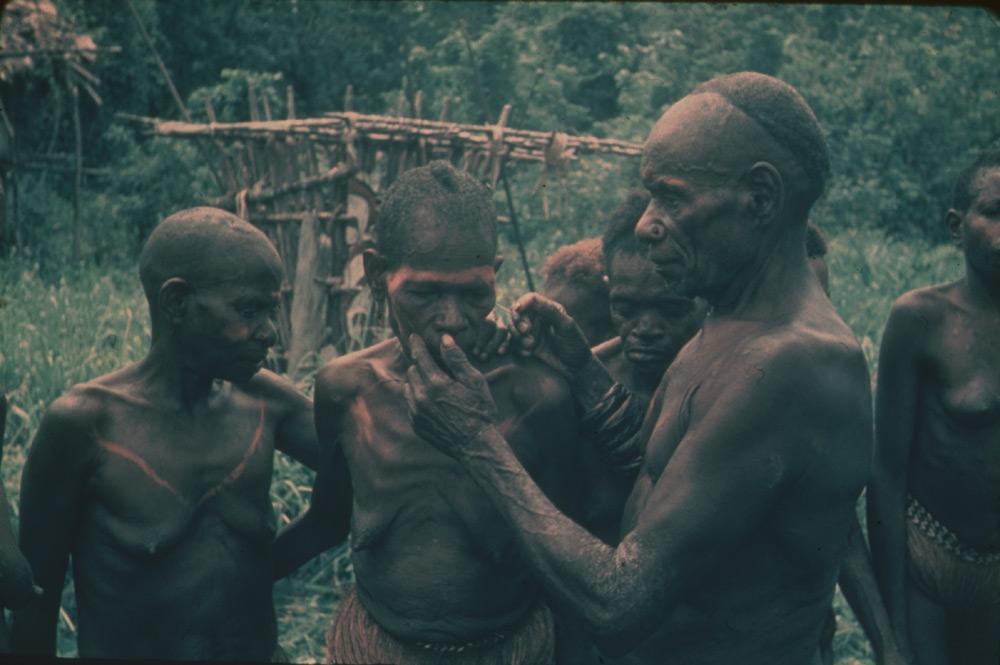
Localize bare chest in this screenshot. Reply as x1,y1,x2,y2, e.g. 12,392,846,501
926,324,1000,431
87,400,277,555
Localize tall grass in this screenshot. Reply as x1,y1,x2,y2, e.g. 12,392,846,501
0,224,963,663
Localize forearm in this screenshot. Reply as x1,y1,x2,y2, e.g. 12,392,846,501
837,513,898,661
273,511,342,580
574,359,645,472
461,426,669,650
12,595,60,654
866,480,909,640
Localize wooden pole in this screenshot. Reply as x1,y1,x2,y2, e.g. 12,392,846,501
125,0,223,191
71,80,82,262
500,161,535,293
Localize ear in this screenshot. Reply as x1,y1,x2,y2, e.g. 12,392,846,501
158,278,192,326
743,161,784,224
363,248,389,301
945,208,963,246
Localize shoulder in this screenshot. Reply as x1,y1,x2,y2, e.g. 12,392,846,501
490,355,573,415
314,339,397,406
244,369,311,409
732,326,868,406
887,283,956,331
30,382,108,461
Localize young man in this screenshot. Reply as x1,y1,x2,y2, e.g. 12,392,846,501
0,394,40,652
594,188,709,409
556,189,708,665
13,207,318,660
405,72,880,665
540,237,615,346
870,149,1000,665
273,161,579,664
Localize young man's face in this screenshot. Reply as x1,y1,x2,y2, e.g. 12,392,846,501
608,251,706,374
378,212,498,362
179,265,282,383
958,167,1000,277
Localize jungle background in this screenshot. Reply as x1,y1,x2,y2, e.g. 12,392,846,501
1,2,999,662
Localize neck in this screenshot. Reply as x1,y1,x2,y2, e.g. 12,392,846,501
628,356,670,395
139,337,219,408
708,221,813,320
962,258,1000,310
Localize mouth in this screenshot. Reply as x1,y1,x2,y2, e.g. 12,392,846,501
624,347,670,363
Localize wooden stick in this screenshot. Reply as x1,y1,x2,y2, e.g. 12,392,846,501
500,161,535,293
71,80,82,262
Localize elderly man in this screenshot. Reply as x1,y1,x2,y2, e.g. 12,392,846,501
404,72,883,665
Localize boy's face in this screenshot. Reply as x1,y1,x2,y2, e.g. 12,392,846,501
958,167,1000,277
608,251,706,374
376,211,498,363
178,264,282,383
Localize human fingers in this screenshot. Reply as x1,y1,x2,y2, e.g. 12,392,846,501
440,334,479,385
408,334,447,386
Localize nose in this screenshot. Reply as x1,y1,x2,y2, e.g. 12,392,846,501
631,312,664,341
635,203,667,244
435,297,469,335
255,318,278,348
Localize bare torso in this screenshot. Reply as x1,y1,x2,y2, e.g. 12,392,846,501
618,316,871,664
60,369,286,659
329,339,577,642
904,283,1000,551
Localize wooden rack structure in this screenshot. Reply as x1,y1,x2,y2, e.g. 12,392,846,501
131,95,643,378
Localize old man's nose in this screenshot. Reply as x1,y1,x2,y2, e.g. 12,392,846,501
635,208,668,243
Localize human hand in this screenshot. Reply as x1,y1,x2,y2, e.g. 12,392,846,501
510,293,594,378
403,334,499,458
470,311,510,363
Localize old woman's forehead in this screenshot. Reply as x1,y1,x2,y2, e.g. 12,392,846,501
387,265,496,293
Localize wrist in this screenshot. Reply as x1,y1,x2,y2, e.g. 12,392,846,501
573,356,615,409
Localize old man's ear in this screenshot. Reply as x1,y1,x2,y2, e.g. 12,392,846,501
744,161,785,224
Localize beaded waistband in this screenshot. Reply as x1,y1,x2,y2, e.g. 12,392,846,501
411,630,508,653
906,495,1000,565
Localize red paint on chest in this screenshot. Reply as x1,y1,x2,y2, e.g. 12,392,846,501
98,401,267,505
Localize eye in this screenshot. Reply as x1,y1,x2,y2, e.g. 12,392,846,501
612,300,635,317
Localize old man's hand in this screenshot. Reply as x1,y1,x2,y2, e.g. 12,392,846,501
510,293,594,379
403,334,499,458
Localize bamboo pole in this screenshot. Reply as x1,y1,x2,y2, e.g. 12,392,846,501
135,113,643,159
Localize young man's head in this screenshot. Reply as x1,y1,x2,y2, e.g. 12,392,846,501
603,188,707,375
138,206,283,383
540,237,614,346
364,161,499,360
635,71,829,303
806,223,830,296
946,149,1000,278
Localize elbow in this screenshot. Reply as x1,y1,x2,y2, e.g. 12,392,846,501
581,596,658,657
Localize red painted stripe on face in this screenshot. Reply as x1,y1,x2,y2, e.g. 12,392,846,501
386,266,496,294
